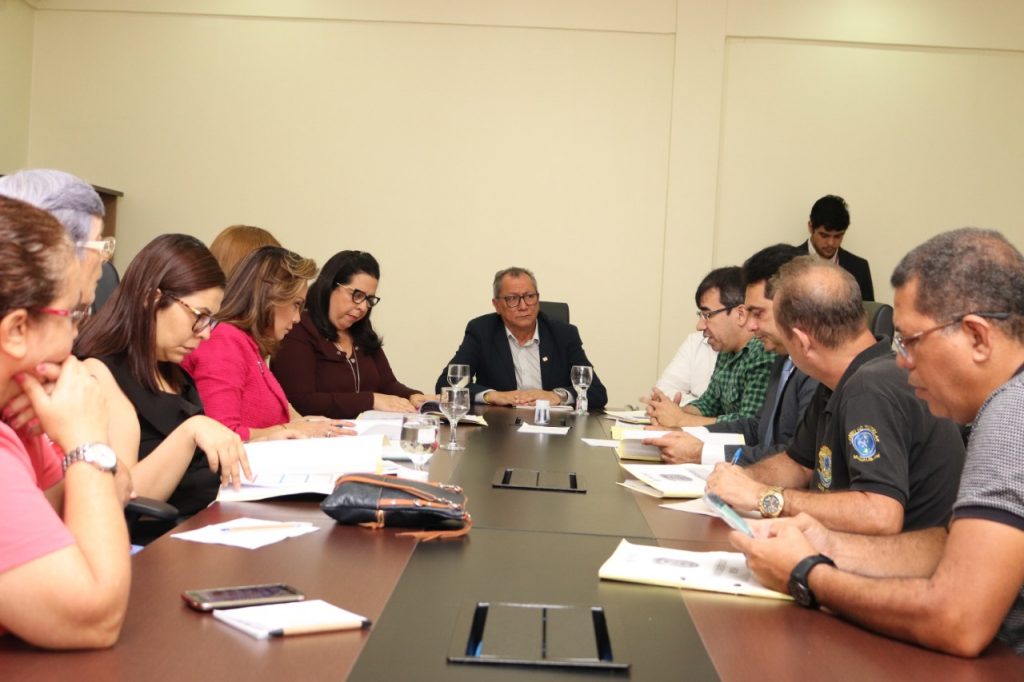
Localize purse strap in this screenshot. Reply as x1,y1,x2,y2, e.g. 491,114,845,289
336,474,465,509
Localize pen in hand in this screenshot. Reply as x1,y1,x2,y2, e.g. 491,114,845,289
730,448,744,466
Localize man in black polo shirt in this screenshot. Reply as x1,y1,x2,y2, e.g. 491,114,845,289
706,257,964,533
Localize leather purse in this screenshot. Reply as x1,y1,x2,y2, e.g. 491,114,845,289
320,473,471,541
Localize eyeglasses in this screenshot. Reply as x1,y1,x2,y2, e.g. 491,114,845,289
38,304,92,327
893,311,1010,360
336,284,380,308
696,305,738,321
166,293,218,334
76,236,116,262
498,292,540,309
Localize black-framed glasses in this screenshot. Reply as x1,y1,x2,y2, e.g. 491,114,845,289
166,293,218,334
336,284,380,308
499,292,540,309
76,236,116,262
696,304,737,321
893,311,1010,360
37,304,92,327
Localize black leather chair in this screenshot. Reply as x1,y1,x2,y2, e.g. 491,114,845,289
539,301,570,324
864,301,894,342
93,261,120,312
126,497,180,546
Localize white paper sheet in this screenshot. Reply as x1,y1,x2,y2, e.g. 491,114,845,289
171,517,320,549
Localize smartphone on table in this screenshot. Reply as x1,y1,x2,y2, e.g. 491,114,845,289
182,583,305,611
703,492,754,537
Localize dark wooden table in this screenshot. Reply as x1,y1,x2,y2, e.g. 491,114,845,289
1,408,1020,680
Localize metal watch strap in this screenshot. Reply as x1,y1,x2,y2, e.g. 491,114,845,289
62,442,117,474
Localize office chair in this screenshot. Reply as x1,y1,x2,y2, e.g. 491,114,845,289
93,261,120,312
864,301,894,342
539,301,570,324
125,497,180,546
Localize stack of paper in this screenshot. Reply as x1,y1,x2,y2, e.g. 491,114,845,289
619,462,713,498
213,599,371,639
218,435,383,502
598,539,789,600
601,409,651,425
613,427,745,462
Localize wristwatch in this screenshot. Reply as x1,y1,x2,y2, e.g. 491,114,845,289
62,442,118,474
788,554,836,609
757,486,785,518
553,388,571,405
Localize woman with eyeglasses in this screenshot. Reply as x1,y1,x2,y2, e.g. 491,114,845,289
182,246,355,440
272,250,431,419
74,234,251,521
0,196,130,648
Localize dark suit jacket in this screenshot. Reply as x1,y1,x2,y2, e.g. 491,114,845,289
707,354,818,465
435,311,608,408
797,240,874,301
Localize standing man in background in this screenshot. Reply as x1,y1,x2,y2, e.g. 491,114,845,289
798,194,874,301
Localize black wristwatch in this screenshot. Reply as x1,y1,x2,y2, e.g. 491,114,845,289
787,554,836,609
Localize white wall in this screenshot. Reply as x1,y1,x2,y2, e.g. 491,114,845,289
10,0,1024,405
0,0,34,171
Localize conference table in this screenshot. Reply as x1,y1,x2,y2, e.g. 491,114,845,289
1,408,1021,680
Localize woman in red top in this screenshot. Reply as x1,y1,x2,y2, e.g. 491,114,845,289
0,196,130,648
272,250,431,419
183,246,353,440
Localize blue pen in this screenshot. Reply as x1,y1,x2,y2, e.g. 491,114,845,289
730,448,744,466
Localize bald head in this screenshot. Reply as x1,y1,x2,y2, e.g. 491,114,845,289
774,256,867,349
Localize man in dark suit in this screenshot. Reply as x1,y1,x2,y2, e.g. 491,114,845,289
797,194,875,301
435,267,607,409
646,244,818,465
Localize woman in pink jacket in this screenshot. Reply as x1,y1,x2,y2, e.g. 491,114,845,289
183,247,352,441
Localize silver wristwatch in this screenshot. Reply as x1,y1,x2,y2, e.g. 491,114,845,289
62,443,118,474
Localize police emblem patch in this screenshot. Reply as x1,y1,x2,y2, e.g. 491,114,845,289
816,446,833,489
848,425,880,462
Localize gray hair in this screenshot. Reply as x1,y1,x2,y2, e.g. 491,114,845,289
774,256,866,349
0,169,105,247
492,266,538,298
891,227,1024,342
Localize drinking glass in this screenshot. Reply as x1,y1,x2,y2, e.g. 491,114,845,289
570,365,593,415
439,386,470,451
447,364,470,389
399,414,440,471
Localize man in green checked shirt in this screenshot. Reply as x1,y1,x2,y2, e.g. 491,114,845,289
645,266,774,427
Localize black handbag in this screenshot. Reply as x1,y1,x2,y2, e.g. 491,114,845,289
320,473,471,541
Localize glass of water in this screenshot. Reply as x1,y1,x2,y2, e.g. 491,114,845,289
439,386,470,451
570,365,593,415
447,363,470,388
399,414,440,471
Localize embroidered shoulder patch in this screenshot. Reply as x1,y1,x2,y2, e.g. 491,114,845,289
848,425,880,462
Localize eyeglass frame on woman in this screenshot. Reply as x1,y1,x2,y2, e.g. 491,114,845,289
76,236,117,262
37,304,93,326
335,283,380,308
893,311,1010,360
165,293,219,334
498,292,540,309
696,304,738,321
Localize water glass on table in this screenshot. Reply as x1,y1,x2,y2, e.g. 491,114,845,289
447,364,470,389
570,365,593,416
439,386,470,451
400,414,440,471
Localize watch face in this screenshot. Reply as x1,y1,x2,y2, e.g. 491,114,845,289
760,491,783,517
85,445,118,471
788,577,814,607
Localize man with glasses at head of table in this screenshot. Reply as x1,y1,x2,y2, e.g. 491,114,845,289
644,266,775,428
732,228,1024,658
435,266,607,409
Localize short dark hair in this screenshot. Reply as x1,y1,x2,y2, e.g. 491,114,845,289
774,257,866,349
75,234,225,393
0,196,74,320
891,228,1024,342
742,243,805,298
307,250,382,353
809,195,850,232
695,266,744,308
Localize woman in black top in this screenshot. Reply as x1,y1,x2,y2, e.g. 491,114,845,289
75,234,250,516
